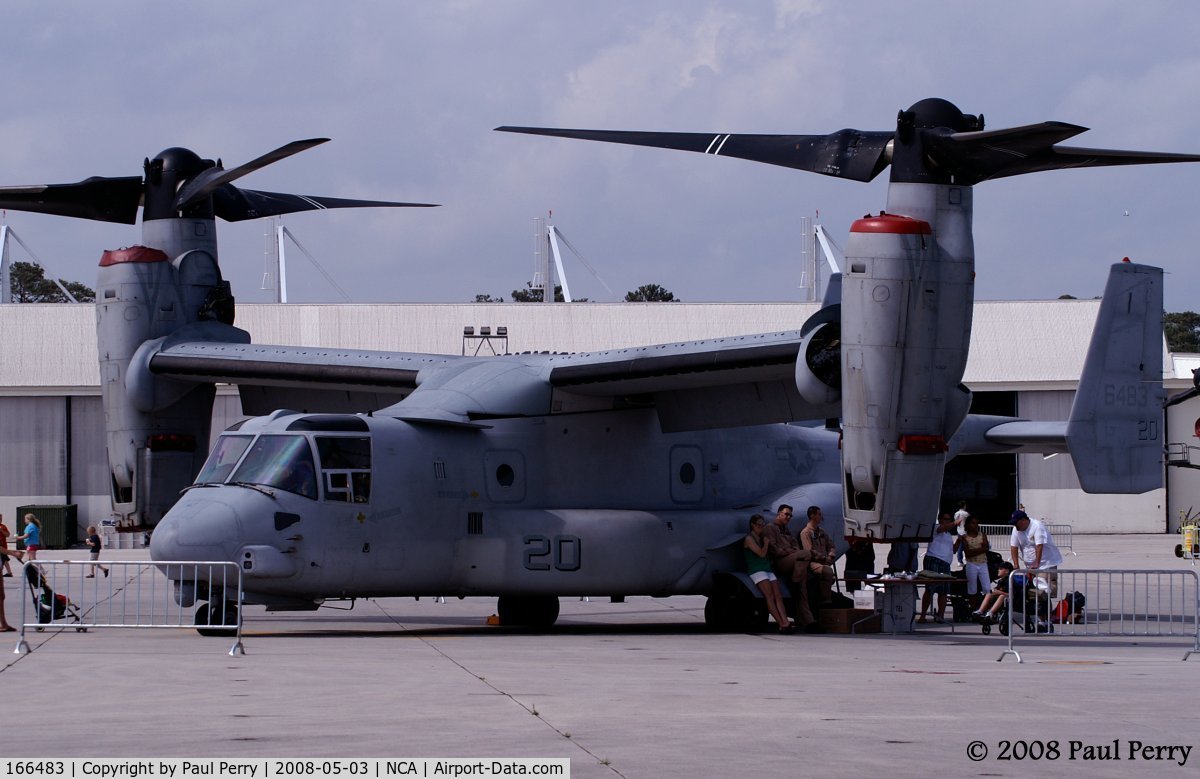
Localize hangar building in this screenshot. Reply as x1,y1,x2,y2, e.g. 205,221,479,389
0,299,1191,538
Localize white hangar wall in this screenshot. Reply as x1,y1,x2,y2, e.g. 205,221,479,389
1165,355,1200,534
0,300,1179,534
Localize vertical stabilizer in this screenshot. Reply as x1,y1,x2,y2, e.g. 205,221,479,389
1066,262,1164,493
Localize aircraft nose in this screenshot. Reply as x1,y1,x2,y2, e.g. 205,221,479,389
150,491,245,563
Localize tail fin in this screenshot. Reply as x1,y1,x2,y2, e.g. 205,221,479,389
1066,261,1165,493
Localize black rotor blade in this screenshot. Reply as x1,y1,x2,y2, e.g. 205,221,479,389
213,186,438,222
980,145,1200,181
496,126,894,182
928,122,1200,183
175,138,330,210
0,176,143,224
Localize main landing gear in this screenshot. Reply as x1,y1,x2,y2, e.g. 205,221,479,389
496,595,560,627
703,586,769,632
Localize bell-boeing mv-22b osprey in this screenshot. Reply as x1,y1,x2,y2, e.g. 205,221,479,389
0,98,1192,631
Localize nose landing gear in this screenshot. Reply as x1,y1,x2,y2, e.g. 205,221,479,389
194,600,240,637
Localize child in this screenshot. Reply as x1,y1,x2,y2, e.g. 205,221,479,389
954,516,990,610
15,513,41,561
972,561,1014,623
84,526,109,578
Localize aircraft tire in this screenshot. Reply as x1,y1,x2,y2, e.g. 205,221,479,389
195,601,239,638
497,595,560,628
704,595,738,631
704,593,768,632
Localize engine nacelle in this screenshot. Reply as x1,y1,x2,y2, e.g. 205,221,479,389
839,208,974,540
96,219,249,527
794,321,841,406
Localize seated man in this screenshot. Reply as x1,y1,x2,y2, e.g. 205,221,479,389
761,504,818,631
798,505,837,607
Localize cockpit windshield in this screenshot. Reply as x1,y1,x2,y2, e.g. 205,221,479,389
194,431,370,502
195,435,253,485
230,435,318,499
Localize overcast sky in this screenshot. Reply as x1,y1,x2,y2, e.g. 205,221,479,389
2,1,1199,310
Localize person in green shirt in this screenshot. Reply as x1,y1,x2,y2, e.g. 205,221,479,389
744,514,793,634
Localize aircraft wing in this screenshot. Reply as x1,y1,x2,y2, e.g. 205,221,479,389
147,326,839,431
378,328,839,430
541,330,839,432
147,339,459,415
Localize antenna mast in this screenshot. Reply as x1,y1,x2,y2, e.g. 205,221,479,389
799,215,814,301
1,223,79,303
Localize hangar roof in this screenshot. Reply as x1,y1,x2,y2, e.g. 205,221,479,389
0,299,1174,394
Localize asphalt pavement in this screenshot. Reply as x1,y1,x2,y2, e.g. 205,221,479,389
0,533,1196,778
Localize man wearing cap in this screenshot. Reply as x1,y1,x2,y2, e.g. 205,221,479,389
1009,509,1063,596
761,504,820,632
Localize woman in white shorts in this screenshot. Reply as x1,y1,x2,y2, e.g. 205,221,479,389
743,514,792,634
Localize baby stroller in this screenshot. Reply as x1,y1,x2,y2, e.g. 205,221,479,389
993,573,1053,636
23,564,86,632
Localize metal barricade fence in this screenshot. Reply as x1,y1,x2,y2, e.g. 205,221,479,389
997,568,1200,663
13,560,244,656
979,523,1074,554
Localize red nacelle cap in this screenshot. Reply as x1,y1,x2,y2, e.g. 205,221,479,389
850,213,932,235
99,246,169,267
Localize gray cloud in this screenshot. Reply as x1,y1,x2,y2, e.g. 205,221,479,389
1,1,1197,310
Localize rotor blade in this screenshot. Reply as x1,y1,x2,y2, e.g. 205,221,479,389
212,186,438,222
981,145,1200,180
928,122,1200,183
496,126,894,182
0,176,143,224
174,138,330,210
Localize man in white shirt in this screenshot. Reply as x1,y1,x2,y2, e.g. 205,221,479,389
1009,509,1063,596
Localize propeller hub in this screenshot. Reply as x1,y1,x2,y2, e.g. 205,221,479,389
143,147,217,221
151,147,209,176
902,98,983,133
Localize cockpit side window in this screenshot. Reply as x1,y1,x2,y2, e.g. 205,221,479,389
195,435,253,485
316,436,371,503
231,435,318,500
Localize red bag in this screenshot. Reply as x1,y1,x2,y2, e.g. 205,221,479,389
1052,599,1071,624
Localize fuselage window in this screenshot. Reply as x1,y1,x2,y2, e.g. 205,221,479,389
317,436,372,503
195,435,253,485
230,435,318,500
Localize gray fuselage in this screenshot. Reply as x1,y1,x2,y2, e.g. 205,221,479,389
151,408,844,607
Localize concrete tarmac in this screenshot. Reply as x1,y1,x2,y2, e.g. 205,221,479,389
0,534,1196,778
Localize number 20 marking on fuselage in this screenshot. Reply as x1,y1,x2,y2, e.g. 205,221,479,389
523,534,582,571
